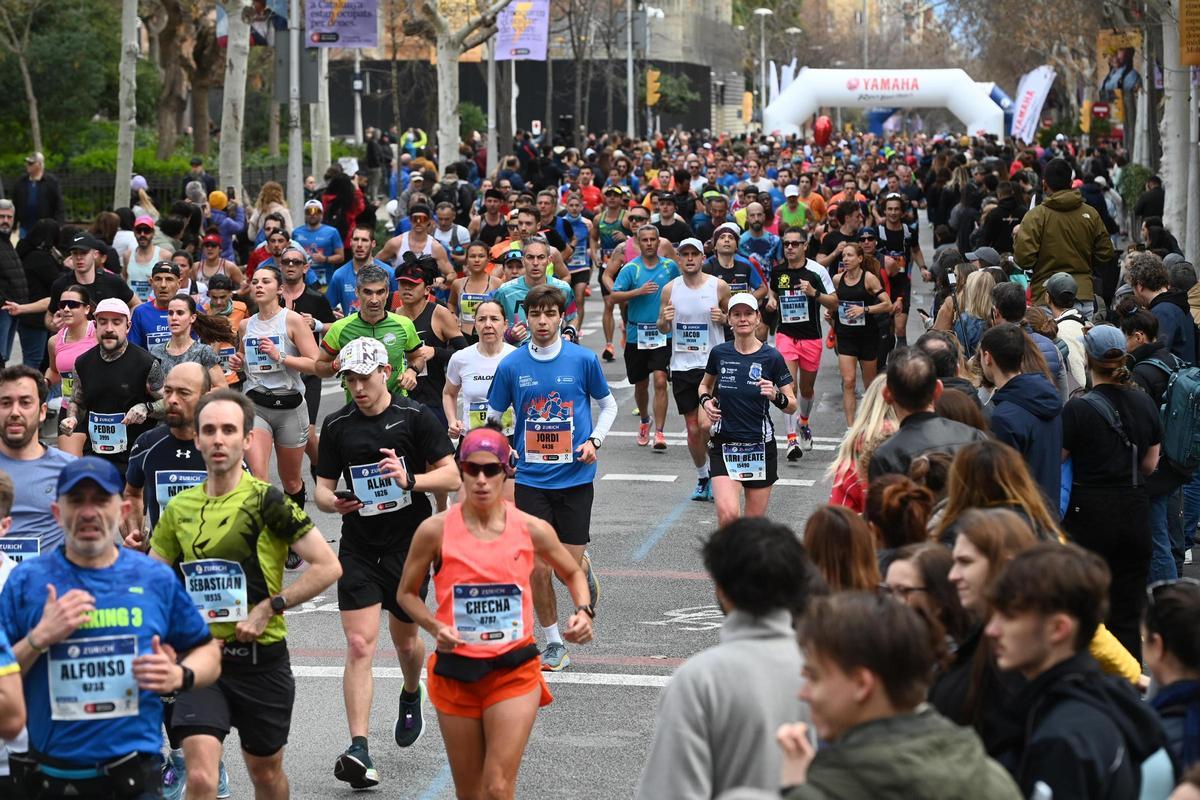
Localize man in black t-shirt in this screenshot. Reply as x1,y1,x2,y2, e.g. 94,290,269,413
815,202,863,273
45,232,138,332
314,337,460,790
654,192,693,245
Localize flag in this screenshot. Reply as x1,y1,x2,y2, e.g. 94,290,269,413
1010,65,1057,143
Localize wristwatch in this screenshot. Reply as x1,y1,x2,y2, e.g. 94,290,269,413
576,604,596,619
588,436,602,450
270,595,288,616
177,664,195,693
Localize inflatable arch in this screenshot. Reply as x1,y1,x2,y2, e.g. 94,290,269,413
764,68,1006,138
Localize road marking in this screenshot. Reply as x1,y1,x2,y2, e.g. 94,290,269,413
632,494,692,562
292,665,671,688
602,430,835,449
608,378,633,389
638,605,724,631
417,765,452,800
775,478,816,487
601,473,677,482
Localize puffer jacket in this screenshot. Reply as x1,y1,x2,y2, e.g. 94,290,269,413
1015,189,1115,303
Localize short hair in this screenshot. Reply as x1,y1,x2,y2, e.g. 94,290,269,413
1043,158,1074,192
636,224,659,239
0,469,13,518
195,388,256,438
0,199,13,212
799,592,943,710
356,264,390,288
885,347,938,412
0,364,48,404
516,206,538,220
351,223,375,240
1126,251,1168,292
434,201,456,214
916,331,959,378
988,543,1110,652
1119,306,1159,340
263,211,287,228
1170,262,1198,293
524,284,567,315
979,322,1025,374
702,517,814,616
523,235,550,256
991,281,1027,323
1145,581,1200,672
835,201,860,224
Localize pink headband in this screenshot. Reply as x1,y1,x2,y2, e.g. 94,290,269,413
459,426,511,463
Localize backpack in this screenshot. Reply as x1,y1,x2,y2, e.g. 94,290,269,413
1080,390,1140,487
1142,356,1200,472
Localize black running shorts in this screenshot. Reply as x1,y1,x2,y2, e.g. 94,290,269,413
514,482,594,546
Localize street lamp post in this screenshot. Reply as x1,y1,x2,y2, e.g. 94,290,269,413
754,8,773,130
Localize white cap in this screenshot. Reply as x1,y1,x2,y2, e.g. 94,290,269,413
713,221,742,241
677,237,704,253
93,298,130,319
304,199,324,211
728,292,758,312
337,337,390,377
784,184,800,197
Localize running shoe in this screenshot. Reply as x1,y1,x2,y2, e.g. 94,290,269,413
637,422,651,446
786,438,803,462
334,744,380,789
581,550,600,609
217,761,231,799
162,749,186,800
691,477,712,501
1187,548,1194,566
394,681,426,748
541,642,571,671
602,344,615,362
800,425,814,451
285,549,303,570
653,431,667,450
825,329,836,350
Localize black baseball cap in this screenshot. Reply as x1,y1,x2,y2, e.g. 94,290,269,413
396,263,427,284
151,260,181,277
67,232,103,252
857,227,879,241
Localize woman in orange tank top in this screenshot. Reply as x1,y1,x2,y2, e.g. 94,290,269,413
398,424,593,800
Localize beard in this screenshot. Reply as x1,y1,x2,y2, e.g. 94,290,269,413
1,418,37,450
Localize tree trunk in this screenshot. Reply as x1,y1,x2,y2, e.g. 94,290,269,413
498,59,512,146
219,0,252,197
268,101,280,158
15,53,42,154
435,33,460,173
194,79,212,156
154,1,188,159
311,48,331,180
390,2,403,139
115,0,139,210
1159,1,1189,240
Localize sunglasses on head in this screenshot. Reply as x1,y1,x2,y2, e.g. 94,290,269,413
280,258,306,267
460,461,506,478
60,300,86,310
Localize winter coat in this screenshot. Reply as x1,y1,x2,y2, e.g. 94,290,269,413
990,373,1062,509
1015,189,1116,303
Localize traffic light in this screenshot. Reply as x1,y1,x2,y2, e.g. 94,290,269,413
647,68,661,107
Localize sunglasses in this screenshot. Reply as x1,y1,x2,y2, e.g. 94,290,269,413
280,258,306,267
60,300,86,310
627,216,648,223
410,215,429,223
783,241,804,247
203,242,220,247
135,227,154,234
460,461,506,478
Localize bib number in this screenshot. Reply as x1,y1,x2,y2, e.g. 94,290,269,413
569,246,588,268
244,336,284,374
468,402,514,435
350,461,412,516
49,635,139,721
780,291,810,324
131,281,151,300
636,323,667,350
675,323,709,353
524,419,573,463
146,330,172,349
61,373,75,399
722,442,767,482
453,584,523,644
459,293,488,324
154,470,206,511
838,301,866,327
180,559,248,622
728,282,749,293
0,537,39,563
88,412,128,454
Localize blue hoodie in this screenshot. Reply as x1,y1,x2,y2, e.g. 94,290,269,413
989,372,1062,514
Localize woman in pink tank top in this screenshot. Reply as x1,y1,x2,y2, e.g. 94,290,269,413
45,285,97,456
398,425,593,800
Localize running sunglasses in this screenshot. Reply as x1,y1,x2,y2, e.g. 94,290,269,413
279,258,306,267
782,240,805,247
460,461,506,478
135,226,154,234
59,299,86,310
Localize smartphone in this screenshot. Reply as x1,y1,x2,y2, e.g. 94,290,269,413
226,185,236,201
334,490,359,502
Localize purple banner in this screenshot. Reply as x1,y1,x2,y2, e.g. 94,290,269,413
305,0,378,48
494,0,549,61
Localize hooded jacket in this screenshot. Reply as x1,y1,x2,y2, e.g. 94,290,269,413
1014,190,1115,304
978,195,1026,254
989,373,1062,509
992,653,1175,800
1079,181,1119,234
1149,291,1197,365
779,708,1022,800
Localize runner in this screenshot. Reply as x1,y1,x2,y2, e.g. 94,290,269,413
469,188,509,247
314,337,460,789
818,242,893,425
292,199,344,285
698,293,797,526
194,231,244,306
592,185,630,361
878,192,927,349
325,225,398,318
611,224,680,449
45,233,138,334
151,389,341,800
393,262,468,429
128,260,183,351
58,299,163,479
226,265,318,508
199,274,245,388
125,215,172,301
562,193,595,331
150,295,227,389
492,237,577,346
44,285,96,457
377,203,457,287
486,284,615,670
769,227,834,460
2,457,221,800
658,238,729,500
433,202,472,273
397,424,594,800
450,241,503,342
0,470,26,797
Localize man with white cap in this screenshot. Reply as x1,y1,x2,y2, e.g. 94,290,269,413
776,183,808,234
315,337,460,788
292,199,344,286
58,299,163,479
658,237,730,499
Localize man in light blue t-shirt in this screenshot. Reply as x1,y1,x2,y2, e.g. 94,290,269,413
611,224,679,450
293,200,345,285
492,237,576,344
326,225,397,316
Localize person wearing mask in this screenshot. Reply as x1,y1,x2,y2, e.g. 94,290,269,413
637,518,815,800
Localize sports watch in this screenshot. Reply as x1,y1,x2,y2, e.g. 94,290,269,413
270,594,288,616
588,436,602,450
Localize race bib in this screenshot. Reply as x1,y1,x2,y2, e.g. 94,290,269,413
61,373,75,399
453,583,523,644
459,293,489,323
636,323,667,350
179,559,248,622
244,336,284,374
780,291,810,324
217,344,237,377
0,537,39,563
154,470,206,511
728,282,749,293
350,461,412,517
722,442,767,482
49,635,139,721
524,418,573,463
568,246,588,268
675,322,709,353
88,412,128,454
146,329,172,349
131,280,151,300
467,402,515,435
838,301,866,327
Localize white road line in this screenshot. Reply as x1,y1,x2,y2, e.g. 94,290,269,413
775,479,816,487
292,665,670,688
601,473,678,482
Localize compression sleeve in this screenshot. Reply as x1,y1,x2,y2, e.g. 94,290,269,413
591,392,618,442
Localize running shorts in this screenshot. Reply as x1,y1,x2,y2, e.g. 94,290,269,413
775,332,823,373
835,333,879,362
337,542,429,623
252,402,309,448
623,341,670,384
708,439,779,489
426,642,552,719
514,482,593,546
671,368,706,415
569,267,592,286
889,271,911,312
